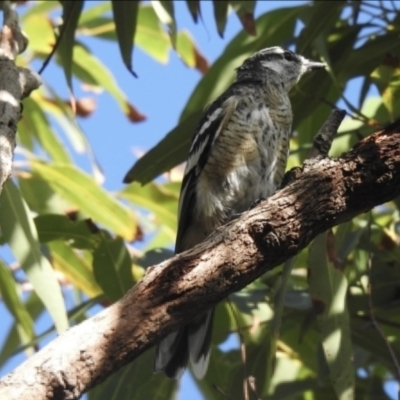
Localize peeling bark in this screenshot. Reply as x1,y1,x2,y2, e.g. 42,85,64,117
1,121,400,399
0,1,41,191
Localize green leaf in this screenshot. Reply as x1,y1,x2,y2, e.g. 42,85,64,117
34,214,95,249
308,233,355,400
20,13,55,54
123,110,203,184
345,31,400,78
267,257,296,386
70,44,144,121
80,4,171,64
119,181,178,232
58,0,84,90
135,5,171,63
47,241,102,298
151,0,176,46
23,96,71,163
19,173,72,215
185,0,200,23
0,292,44,369
22,0,60,20
111,0,139,77
143,226,175,250
0,260,35,342
39,87,90,153
78,1,110,26
297,1,345,54
175,30,197,69
38,87,105,180
0,180,68,333
88,348,177,400
371,64,400,120
230,0,256,36
93,235,134,302
269,378,319,400
31,162,137,240
195,347,241,399
334,222,364,262
212,1,228,38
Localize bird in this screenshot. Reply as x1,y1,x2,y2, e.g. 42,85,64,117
154,46,326,380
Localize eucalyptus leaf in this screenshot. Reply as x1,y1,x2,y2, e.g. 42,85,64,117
0,181,68,333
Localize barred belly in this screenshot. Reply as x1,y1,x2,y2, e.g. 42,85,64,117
196,100,291,233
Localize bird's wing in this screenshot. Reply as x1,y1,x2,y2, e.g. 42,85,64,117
174,87,240,253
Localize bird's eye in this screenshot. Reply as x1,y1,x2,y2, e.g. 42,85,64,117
283,51,295,62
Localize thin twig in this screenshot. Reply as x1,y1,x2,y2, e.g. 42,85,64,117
308,109,346,159
362,1,396,12
247,376,262,400
379,0,392,23
320,96,373,126
212,384,231,399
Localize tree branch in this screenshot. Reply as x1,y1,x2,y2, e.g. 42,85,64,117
1,120,400,399
0,1,41,191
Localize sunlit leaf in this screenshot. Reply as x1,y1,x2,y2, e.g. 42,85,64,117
0,180,68,333
23,96,71,163
119,181,178,231
230,0,256,36
21,0,59,19
371,64,400,121
135,5,171,63
20,13,54,54
31,162,137,240
0,292,44,369
0,260,35,342
151,0,176,46
175,30,195,69
48,240,102,298
19,173,72,215
78,2,110,27
308,233,355,400
71,44,145,121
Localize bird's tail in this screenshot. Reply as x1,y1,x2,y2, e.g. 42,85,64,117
154,309,214,379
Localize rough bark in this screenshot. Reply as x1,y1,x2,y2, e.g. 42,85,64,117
0,1,41,191
1,120,400,399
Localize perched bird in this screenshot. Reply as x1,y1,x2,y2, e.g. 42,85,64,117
154,46,325,379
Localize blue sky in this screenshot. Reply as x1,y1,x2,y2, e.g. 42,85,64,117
0,1,396,399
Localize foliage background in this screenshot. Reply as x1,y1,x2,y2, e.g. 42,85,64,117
0,1,400,399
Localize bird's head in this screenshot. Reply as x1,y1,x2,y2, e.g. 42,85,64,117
237,46,326,90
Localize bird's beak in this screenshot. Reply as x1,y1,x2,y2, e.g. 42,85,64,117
304,60,326,71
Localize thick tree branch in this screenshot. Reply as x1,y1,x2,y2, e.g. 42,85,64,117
0,1,41,191
1,121,400,399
